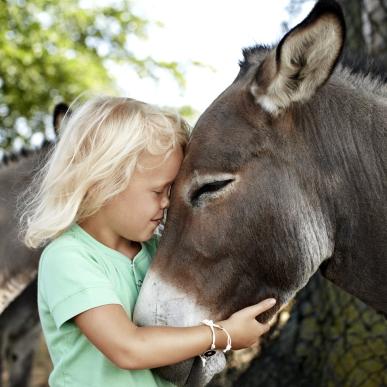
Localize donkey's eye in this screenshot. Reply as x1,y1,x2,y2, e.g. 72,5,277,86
191,179,234,206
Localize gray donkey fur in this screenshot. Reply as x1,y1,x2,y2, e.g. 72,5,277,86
0,104,67,386
0,149,46,387
134,1,386,385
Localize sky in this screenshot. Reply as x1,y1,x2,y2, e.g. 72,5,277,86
110,0,315,123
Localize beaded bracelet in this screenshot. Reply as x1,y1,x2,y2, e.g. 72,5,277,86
199,319,232,366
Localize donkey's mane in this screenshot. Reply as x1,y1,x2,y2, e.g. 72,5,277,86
341,52,387,83
0,139,53,169
338,54,387,97
238,44,271,75
239,44,387,97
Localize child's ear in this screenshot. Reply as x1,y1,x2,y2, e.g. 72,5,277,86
251,0,345,115
53,103,71,134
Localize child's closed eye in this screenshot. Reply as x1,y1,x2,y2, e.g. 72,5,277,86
153,184,172,196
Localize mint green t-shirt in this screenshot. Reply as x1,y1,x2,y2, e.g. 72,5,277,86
38,224,175,387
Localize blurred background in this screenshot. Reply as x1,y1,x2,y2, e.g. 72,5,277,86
0,0,316,154
1,0,386,386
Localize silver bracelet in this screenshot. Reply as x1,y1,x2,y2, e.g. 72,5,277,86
200,319,232,367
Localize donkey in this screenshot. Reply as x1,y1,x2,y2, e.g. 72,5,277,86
0,103,68,387
0,102,68,313
134,0,387,385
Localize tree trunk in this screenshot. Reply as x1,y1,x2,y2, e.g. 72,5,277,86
360,0,387,56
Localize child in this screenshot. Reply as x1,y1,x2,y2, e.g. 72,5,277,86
21,96,276,387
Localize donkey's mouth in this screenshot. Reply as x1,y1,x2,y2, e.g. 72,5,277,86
155,352,226,387
134,268,226,386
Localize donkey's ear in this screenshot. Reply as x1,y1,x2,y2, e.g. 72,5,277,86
53,103,71,134
251,0,345,115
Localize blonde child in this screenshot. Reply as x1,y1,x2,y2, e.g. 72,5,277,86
21,96,276,387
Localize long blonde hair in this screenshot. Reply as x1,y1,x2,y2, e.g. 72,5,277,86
21,96,190,248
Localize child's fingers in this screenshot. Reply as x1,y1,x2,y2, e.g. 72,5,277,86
241,298,277,317
260,322,271,334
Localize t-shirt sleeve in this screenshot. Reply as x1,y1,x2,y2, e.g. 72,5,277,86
39,243,122,329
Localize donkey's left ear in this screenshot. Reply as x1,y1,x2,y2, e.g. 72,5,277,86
251,0,345,115
53,102,71,134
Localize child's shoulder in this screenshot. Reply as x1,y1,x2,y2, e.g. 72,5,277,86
41,227,86,264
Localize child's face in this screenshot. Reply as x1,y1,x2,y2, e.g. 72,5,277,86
102,146,184,242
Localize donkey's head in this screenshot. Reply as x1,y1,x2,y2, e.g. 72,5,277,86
133,1,376,385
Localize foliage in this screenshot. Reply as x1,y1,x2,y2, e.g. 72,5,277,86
0,0,187,149
177,104,199,126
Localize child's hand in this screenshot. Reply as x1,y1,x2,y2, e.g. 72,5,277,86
218,298,276,350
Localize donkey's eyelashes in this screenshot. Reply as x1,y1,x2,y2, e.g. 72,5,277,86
190,179,234,207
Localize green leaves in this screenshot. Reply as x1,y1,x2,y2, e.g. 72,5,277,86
0,0,187,149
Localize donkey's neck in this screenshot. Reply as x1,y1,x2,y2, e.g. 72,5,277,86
303,78,387,316
320,211,387,316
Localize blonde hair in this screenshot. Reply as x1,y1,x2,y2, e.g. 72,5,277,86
21,96,190,248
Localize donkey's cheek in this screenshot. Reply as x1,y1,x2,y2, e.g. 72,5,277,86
133,268,211,328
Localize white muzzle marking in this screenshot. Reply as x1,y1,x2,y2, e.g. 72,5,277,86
133,268,227,386
134,268,210,327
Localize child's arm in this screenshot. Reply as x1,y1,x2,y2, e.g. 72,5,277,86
74,299,275,370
